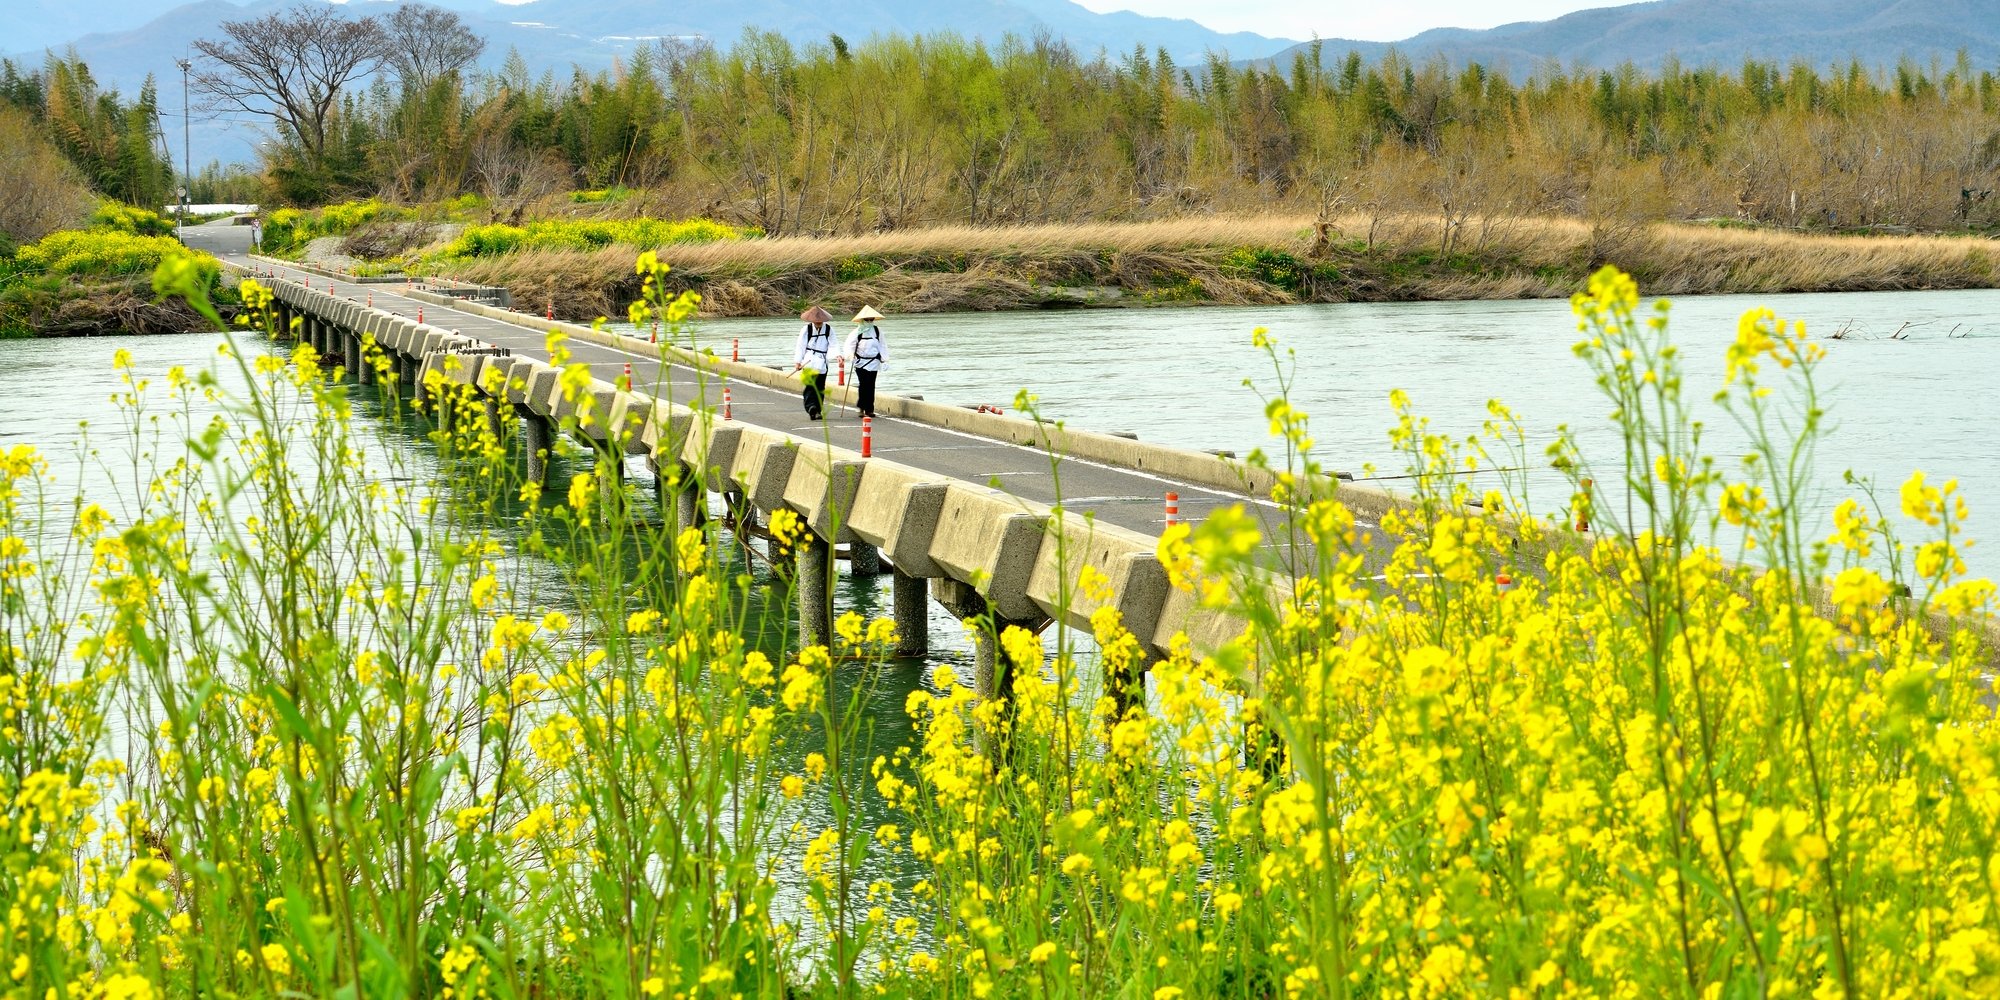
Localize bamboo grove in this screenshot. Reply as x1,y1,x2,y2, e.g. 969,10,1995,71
190,31,2000,234
0,58,173,221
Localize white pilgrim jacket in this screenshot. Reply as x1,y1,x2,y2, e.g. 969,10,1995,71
845,324,888,371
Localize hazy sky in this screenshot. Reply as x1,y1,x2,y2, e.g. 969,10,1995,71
1070,0,1613,41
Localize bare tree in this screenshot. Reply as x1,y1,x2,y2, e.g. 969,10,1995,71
191,4,388,165
384,4,485,95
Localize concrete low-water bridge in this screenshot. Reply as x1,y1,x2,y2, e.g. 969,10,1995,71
182,223,1395,698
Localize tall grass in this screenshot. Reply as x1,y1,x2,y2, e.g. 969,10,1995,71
1,258,1995,998
442,212,2000,318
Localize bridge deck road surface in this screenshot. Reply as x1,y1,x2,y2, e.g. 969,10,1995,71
182,226,1390,583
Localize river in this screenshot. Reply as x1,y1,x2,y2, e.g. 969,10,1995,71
5,286,1999,575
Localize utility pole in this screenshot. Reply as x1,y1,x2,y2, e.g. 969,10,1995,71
176,56,191,236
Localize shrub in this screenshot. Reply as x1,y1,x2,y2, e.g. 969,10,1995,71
431,217,757,260
1221,245,1306,291
260,200,397,256
834,256,886,283
87,201,175,237
11,229,218,282
444,192,488,219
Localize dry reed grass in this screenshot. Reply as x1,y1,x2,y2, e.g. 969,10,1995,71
438,212,1997,319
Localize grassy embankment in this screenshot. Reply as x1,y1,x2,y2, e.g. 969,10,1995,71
425,212,2000,319
0,203,224,336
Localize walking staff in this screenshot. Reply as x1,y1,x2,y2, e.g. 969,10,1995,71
792,306,834,420
844,306,887,419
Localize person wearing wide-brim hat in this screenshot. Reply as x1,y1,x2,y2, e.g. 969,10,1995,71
792,305,835,420
843,306,888,419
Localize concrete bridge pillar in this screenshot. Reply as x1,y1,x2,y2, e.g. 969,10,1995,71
657,460,706,536
676,487,704,535
797,534,833,649
892,565,928,658
933,576,1048,703
412,355,433,408
518,406,553,489
482,396,505,443
767,535,796,587
344,329,363,382
847,542,883,577
594,447,625,508
650,461,697,525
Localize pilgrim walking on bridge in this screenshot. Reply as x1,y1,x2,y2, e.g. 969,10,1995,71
845,305,887,419
792,305,834,419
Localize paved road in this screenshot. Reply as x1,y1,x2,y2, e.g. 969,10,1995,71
182,225,1356,574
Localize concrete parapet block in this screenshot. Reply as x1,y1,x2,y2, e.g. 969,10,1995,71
928,486,1051,624
569,385,619,443
474,356,513,396
782,447,866,544
399,320,423,355
502,358,547,406
681,418,741,494
847,460,953,579
439,352,481,387
381,320,409,355
1147,576,1285,668
607,391,653,456
534,369,580,423
415,330,449,357
523,368,561,418
640,403,697,466
727,426,800,513
1025,515,1172,648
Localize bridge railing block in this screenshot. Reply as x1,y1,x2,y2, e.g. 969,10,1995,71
523,368,561,418
681,419,740,496
639,403,697,467
501,358,547,406
725,426,799,514
1024,516,1172,649
847,461,953,579
781,448,866,544
607,392,654,456
927,486,1051,624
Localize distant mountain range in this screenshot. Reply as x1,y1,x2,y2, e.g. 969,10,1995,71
8,0,1296,165
10,0,2000,168
1259,0,2000,75
10,0,1293,91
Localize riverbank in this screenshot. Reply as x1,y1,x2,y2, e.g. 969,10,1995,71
0,273,223,337
1,224,229,336
425,212,2000,319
